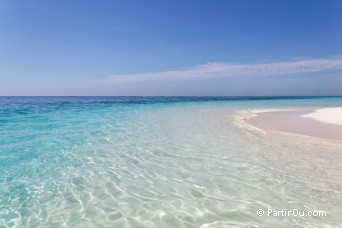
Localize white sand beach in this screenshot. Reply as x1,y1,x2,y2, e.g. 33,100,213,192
247,108,342,141
302,107,342,126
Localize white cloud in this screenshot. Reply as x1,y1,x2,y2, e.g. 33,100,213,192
97,56,342,83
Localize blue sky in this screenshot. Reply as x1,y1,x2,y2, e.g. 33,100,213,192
0,0,342,96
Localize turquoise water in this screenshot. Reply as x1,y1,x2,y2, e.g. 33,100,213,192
0,97,342,227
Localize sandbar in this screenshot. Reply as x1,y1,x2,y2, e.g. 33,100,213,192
247,108,342,141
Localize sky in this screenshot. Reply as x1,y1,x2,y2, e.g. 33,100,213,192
0,0,342,96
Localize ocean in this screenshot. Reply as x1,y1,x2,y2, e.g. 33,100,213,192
0,96,341,227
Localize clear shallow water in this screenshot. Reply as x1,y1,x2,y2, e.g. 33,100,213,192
0,97,342,227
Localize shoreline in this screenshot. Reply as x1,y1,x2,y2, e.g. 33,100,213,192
247,108,342,141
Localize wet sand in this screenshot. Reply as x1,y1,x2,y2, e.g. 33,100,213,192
247,109,342,141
